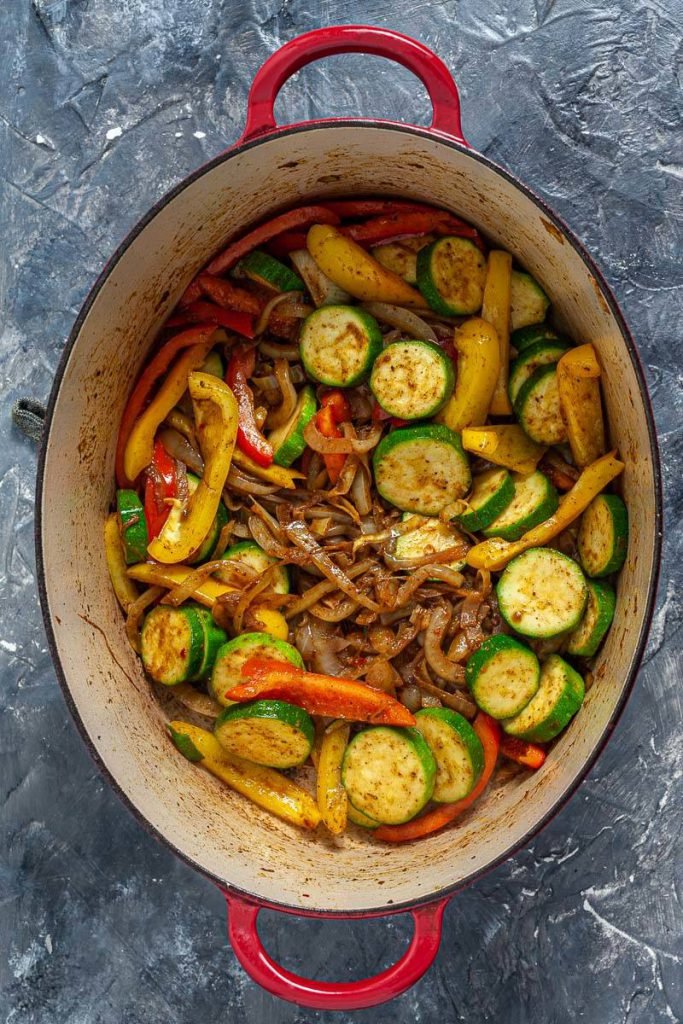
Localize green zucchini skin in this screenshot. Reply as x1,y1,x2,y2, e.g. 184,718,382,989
577,494,629,577
414,708,484,802
416,236,487,315
511,324,561,353
214,699,314,769
346,803,381,828
268,384,317,467
209,632,304,706
515,364,567,446
373,423,471,515
299,305,382,387
458,468,515,533
192,608,228,682
503,654,584,742
497,548,588,638
141,604,207,685
481,471,559,542
241,249,305,292
116,490,149,564
566,579,616,657
342,726,436,825
510,270,550,331
508,340,572,405
221,540,290,595
465,635,541,719
370,339,455,420
168,724,204,762
201,350,225,378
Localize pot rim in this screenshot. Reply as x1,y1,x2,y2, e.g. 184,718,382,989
35,120,663,918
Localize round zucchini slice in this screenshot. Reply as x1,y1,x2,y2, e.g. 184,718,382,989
209,632,304,707
373,424,471,515
515,364,567,446
394,514,467,573
466,635,541,719
511,323,561,353
508,340,572,405
346,804,381,829
214,699,314,768
370,339,455,420
371,235,434,284
577,494,628,578
497,548,588,638
458,468,515,533
416,236,487,315
566,579,616,658
268,384,317,467
481,471,559,542
510,270,550,331
116,489,149,564
414,708,484,802
299,305,382,387
141,604,206,686
241,250,305,293
192,607,229,682
221,540,289,595
503,654,584,742
341,726,436,825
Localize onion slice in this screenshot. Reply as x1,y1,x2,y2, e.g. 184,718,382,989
361,302,438,343
303,418,383,455
423,604,466,685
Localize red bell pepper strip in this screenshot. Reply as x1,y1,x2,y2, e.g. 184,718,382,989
226,657,416,727
225,346,274,467
115,324,218,488
196,273,262,315
320,390,352,422
343,210,483,249
171,301,255,337
371,402,408,429
374,714,501,842
267,231,309,260
316,391,352,484
500,736,547,770
322,199,436,218
206,206,340,276
143,438,178,540
178,278,203,308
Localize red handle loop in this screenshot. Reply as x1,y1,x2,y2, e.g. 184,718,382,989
224,892,448,1010
241,25,466,145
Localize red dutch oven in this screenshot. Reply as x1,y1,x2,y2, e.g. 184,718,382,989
36,26,662,1011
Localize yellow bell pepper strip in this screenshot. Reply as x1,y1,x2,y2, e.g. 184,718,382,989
248,608,290,642
168,721,321,830
461,425,545,474
147,373,238,564
104,513,139,611
466,451,625,570
127,562,234,607
557,344,606,468
437,318,500,432
482,251,513,415
316,722,351,836
231,448,303,490
123,341,215,483
306,224,428,309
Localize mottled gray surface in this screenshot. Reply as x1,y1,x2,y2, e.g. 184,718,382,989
1,1,681,1021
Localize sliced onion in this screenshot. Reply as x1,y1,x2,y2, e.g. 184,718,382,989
303,418,383,455
384,543,469,570
125,586,163,652
361,302,437,343
414,669,476,718
294,616,351,676
283,520,380,612
267,359,298,429
158,427,204,475
165,683,223,719
309,596,359,622
423,604,466,685
258,339,300,360
363,658,401,694
255,290,305,336
349,460,372,516
226,467,280,495
285,559,374,618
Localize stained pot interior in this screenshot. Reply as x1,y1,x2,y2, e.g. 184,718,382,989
40,125,657,914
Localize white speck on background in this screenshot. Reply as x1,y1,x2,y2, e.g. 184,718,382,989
193,130,206,139
105,126,123,141
0,639,17,652
175,131,183,138
44,934,52,954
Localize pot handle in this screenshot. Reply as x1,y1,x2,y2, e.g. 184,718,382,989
241,25,466,145
223,891,449,1010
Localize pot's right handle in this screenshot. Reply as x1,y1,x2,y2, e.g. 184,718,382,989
224,891,449,1010
241,25,467,145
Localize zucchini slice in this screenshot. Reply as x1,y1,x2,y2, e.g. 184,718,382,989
201,350,225,377
221,540,289,595
497,548,588,638
341,726,436,825
371,235,434,284
214,699,314,768
577,494,629,578
465,635,540,719
209,632,304,707
503,654,584,742
268,384,317,467
347,803,381,828
369,339,455,420
458,468,515,532
414,708,484,802
142,604,227,686
515,364,567,446
186,472,229,564
299,305,382,387
194,607,229,682
116,490,149,564
508,340,572,405
482,471,559,542
394,514,467,572
373,424,471,515
566,579,616,657
241,250,305,293
510,270,550,331
416,236,487,315
511,323,561,353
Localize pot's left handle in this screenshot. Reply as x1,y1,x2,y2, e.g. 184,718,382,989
223,891,448,1010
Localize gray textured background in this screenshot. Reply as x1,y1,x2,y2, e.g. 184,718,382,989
1,1,681,1021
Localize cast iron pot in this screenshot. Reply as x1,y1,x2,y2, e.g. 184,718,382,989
36,25,662,1011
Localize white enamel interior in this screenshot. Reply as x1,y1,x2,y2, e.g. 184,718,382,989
40,125,658,913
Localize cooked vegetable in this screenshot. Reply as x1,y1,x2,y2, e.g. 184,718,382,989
240,250,305,292
510,270,550,331
144,438,178,540
300,305,382,387
511,323,561,353
414,708,484,802
360,301,438,344
482,471,559,541
226,345,274,467
313,390,351,484
577,493,628,577
186,473,229,564
201,350,224,377
497,548,587,638
566,579,616,657
465,635,540,719
515,365,567,446
373,424,471,515
556,344,606,468
394,514,468,572
499,736,547,769
168,720,321,829
370,339,454,419
342,726,436,824
317,722,351,835
221,540,289,594
141,604,226,685
268,384,317,467
371,236,434,284
214,699,314,768
209,633,303,706
206,205,340,276
416,236,487,315
344,208,482,247
483,251,513,415
508,340,572,405
503,654,584,742
437,318,500,432
457,468,514,532
461,424,545,475
290,248,351,307
104,513,139,611
347,803,380,828
128,561,234,607
116,490,149,564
